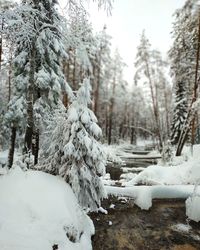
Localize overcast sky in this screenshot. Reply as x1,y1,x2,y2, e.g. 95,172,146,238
87,0,186,83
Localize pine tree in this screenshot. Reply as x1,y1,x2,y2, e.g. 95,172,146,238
170,82,188,145
92,26,112,117
0,0,15,151
134,31,163,149
0,0,15,69
5,0,71,167
43,79,106,211
107,48,126,144
169,0,199,147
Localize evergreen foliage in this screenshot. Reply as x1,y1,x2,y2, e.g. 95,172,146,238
169,0,199,145
42,79,106,211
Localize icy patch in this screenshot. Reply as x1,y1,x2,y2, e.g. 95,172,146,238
172,223,191,233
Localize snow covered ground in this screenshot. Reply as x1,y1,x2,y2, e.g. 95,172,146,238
123,162,200,186
0,167,94,250
103,144,200,222
0,142,199,250
123,145,200,186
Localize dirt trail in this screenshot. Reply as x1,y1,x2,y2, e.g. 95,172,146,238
91,197,200,250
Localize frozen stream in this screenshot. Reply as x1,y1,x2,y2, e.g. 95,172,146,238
90,151,200,250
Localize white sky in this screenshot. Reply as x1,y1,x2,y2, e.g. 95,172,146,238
87,0,186,84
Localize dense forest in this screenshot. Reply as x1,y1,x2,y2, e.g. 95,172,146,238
1,0,200,163
0,0,200,249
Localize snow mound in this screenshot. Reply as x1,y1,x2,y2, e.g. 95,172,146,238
186,194,200,222
124,159,200,186
0,167,94,250
106,185,199,210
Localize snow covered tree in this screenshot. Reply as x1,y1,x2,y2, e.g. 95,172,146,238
135,31,163,149
0,0,15,69
92,26,112,117
0,0,15,151
169,0,199,147
42,79,106,211
5,0,71,167
106,49,126,144
151,49,172,141
63,7,94,91
170,82,188,145
2,0,113,168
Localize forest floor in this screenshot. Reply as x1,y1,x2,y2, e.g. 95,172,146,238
90,149,200,250
91,197,200,250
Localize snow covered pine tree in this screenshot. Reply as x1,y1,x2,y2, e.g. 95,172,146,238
43,79,106,211
5,0,71,167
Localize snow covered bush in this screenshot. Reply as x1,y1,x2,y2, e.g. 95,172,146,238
43,79,106,211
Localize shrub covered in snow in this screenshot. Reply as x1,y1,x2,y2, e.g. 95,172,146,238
42,79,106,211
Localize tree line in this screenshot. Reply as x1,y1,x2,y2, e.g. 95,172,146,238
0,0,200,209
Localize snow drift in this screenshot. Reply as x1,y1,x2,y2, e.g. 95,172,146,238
124,146,200,186
0,167,94,250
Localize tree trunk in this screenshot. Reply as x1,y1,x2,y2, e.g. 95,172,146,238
108,99,113,145
175,105,194,156
130,127,136,144
108,72,116,145
63,91,68,107
7,126,16,169
121,102,128,139
73,53,76,89
105,102,109,138
8,49,13,103
191,14,200,153
94,52,101,117
164,85,170,138
32,128,39,165
62,60,69,107
145,60,162,149
24,43,36,159
0,20,3,70
176,14,200,156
